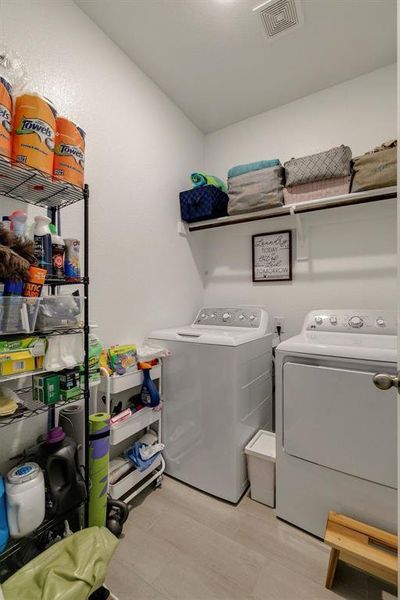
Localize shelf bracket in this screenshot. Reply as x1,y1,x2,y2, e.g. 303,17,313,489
289,205,309,261
177,220,189,237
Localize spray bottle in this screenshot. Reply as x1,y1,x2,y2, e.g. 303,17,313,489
139,362,160,408
33,215,52,275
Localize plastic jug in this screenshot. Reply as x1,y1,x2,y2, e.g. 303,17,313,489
38,426,86,516
0,475,9,550
5,462,45,538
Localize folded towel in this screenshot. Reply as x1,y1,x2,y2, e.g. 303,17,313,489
125,442,162,472
228,159,280,179
228,165,284,215
191,172,227,193
283,176,350,205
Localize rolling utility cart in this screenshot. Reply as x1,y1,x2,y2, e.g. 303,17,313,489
99,363,165,503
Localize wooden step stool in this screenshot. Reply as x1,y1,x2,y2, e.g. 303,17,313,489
324,511,398,589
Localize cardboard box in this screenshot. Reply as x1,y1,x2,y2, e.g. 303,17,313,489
33,373,60,405
60,368,81,400
0,351,36,376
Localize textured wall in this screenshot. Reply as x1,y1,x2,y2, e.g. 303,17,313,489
202,65,397,339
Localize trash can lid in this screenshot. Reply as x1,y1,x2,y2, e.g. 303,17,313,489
245,430,276,461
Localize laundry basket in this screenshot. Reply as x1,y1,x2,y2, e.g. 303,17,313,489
245,430,276,507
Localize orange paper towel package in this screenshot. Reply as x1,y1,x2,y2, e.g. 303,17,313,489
12,93,57,175
53,117,85,188
0,76,12,160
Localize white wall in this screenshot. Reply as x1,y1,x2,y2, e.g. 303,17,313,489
202,65,397,338
0,0,205,465
1,0,205,347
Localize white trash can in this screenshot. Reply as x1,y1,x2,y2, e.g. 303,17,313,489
245,430,276,507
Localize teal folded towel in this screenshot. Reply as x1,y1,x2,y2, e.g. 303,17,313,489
228,160,281,179
191,172,227,193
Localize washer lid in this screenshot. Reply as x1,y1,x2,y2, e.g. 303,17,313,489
148,325,269,346
277,331,397,363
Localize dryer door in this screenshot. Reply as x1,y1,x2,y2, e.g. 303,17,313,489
283,362,397,488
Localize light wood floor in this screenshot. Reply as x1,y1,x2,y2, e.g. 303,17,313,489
106,476,397,600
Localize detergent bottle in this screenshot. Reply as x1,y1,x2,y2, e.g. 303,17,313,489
38,426,86,516
140,363,160,408
0,475,9,551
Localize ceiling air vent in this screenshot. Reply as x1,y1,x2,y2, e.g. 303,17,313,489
253,0,303,39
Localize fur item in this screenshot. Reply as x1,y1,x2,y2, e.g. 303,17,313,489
0,227,36,265
0,225,36,280
0,246,30,280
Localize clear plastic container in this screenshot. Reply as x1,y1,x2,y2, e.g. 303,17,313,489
0,297,41,334
35,295,83,331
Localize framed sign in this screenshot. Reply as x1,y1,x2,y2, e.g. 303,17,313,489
252,230,292,282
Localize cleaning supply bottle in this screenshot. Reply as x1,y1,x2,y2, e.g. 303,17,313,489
0,475,9,551
33,215,52,275
9,211,27,237
140,363,160,408
38,426,86,516
22,265,47,298
64,238,80,280
49,224,65,279
1,216,11,231
5,463,45,538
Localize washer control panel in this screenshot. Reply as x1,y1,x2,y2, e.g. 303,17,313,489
194,307,262,328
305,310,396,334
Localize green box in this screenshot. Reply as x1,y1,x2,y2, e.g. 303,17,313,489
60,368,81,400
33,373,60,406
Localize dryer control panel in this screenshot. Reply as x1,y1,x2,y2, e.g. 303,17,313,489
194,307,265,329
305,309,396,335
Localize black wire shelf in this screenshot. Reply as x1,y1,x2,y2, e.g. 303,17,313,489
0,502,84,582
0,156,84,209
45,276,87,286
0,387,85,429
0,326,84,340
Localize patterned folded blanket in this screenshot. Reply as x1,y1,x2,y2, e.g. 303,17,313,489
228,159,281,179
228,165,284,215
191,172,227,193
283,176,350,205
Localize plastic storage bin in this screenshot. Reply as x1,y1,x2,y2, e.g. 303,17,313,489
35,295,83,331
0,297,41,335
245,430,276,507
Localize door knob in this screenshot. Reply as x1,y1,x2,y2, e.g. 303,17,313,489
373,373,399,391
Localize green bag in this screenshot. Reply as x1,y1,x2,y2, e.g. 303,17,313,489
1,527,118,600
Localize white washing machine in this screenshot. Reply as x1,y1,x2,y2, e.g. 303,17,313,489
276,309,397,538
148,306,272,502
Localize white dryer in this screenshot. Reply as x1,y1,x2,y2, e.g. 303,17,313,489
276,309,397,538
148,306,272,502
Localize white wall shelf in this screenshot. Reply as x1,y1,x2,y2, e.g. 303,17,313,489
186,186,396,231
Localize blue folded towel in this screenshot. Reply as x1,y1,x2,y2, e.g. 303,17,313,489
191,172,227,193
125,442,160,472
228,160,281,179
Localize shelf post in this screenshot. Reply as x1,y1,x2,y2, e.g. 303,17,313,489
83,184,90,526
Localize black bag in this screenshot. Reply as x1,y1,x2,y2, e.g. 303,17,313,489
179,185,228,223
